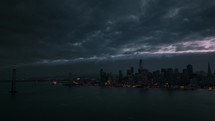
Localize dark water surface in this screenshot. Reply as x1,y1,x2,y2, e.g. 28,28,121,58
1,82,215,121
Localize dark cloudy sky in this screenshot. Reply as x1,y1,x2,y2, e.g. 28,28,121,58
1,0,215,79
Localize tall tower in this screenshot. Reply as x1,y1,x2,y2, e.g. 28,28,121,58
10,69,17,94
119,70,123,83
208,62,212,77
130,67,134,74
100,69,106,86
138,59,143,73
187,64,193,76
100,69,104,82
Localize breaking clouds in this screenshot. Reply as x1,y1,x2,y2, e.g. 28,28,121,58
1,0,215,78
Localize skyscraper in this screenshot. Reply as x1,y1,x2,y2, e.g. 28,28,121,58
130,67,134,74
100,69,105,86
138,59,143,73
208,62,212,77
119,70,123,83
187,64,193,76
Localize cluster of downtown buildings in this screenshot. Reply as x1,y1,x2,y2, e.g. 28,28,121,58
98,59,215,89
6,59,215,94
14,59,212,90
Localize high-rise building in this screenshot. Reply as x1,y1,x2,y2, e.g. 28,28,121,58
119,70,123,83
161,68,167,74
138,59,143,73
208,62,212,77
174,68,179,73
126,69,131,77
130,67,134,74
100,69,103,79
187,64,193,75
100,69,105,86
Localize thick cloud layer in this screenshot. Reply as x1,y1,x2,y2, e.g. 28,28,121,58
1,0,215,75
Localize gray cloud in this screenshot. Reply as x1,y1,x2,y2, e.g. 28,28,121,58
0,0,215,74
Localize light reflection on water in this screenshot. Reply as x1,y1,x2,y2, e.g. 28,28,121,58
0,82,215,121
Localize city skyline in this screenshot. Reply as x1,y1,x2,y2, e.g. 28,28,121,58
3,59,215,91
0,59,214,80
97,60,214,89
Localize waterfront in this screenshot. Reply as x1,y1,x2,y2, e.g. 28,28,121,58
1,82,215,121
